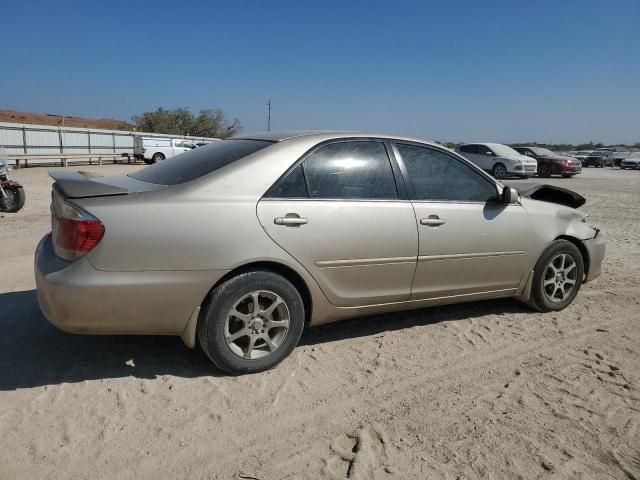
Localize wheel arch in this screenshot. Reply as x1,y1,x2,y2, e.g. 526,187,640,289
492,162,507,177
555,235,590,280
518,235,591,311
204,261,313,325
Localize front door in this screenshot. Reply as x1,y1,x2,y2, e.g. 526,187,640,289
257,140,418,307
392,142,532,300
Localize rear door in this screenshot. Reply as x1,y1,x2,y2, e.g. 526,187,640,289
392,142,531,300
458,144,486,170
257,139,418,307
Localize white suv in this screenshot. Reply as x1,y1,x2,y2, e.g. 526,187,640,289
456,143,538,179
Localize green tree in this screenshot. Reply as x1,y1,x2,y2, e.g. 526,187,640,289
132,107,241,138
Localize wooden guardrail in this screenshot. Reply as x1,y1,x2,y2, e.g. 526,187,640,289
9,153,137,169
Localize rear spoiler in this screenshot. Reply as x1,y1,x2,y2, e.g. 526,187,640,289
49,170,128,198
503,181,586,209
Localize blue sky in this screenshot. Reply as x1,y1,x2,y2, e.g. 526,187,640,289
0,0,638,144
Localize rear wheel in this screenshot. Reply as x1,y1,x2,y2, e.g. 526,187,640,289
198,270,305,374
492,163,507,179
530,240,584,312
151,153,165,163
538,163,551,178
0,186,26,213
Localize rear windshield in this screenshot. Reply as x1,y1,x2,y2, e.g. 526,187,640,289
129,139,273,185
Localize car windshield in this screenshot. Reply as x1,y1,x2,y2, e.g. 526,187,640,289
529,147,556,156
490,144,522,157
129,139,274,185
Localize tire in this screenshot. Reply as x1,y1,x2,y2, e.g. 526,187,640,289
0,186,26,213
538,163,551,178
492,163,508,179
197,269,305,375
151,153,165,163
143,158,154,165
530,240,584,312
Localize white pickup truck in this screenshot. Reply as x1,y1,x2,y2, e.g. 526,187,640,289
133,136,197,164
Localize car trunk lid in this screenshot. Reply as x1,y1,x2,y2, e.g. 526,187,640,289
49,170,165,199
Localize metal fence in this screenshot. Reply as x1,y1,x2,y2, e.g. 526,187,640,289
0,121,218,165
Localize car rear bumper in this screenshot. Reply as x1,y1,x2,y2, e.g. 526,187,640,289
583,231,606,283
35,234,228,336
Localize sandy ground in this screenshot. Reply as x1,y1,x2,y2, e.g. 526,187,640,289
1,165,639,479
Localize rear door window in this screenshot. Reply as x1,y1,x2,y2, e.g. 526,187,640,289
303,141,398,199
267,164,308,198
130,139,273,185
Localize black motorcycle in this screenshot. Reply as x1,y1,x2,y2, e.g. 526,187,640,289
0,148,25,213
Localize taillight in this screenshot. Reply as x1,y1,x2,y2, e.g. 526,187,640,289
53,201,104,261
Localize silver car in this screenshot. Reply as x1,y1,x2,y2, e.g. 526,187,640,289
620,153,640,170
35,131,605,374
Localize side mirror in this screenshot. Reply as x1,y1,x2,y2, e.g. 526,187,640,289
501,186,519,204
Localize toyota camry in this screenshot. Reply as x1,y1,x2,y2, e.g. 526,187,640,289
35,131,605,374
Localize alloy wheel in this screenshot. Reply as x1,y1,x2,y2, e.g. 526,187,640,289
224,290,290,360
542,253,578,303
493,165,507,179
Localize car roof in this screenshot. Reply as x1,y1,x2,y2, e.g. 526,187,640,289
232,130,446,148
232,130,358,142
458,142,509,148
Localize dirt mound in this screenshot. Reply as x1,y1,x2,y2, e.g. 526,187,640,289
0,109,134,130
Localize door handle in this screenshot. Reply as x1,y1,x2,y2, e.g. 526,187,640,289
420,215,446,227
274,214,308,226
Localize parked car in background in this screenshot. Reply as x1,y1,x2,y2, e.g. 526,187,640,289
456,143,537,179
568,151,593,165
513,147,582,178
608,151,632,167
620,153,640,170
35,131,604,374
583,151,607,168
133,136,197,164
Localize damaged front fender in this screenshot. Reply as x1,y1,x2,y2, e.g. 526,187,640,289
503,181,586,209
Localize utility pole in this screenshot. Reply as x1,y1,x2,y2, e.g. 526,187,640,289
267,99,271,131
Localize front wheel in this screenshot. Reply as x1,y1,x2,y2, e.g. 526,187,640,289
530,240,584,312
492,163,508,179
538,163,551,178
0,186,26,213
198,270,305,375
